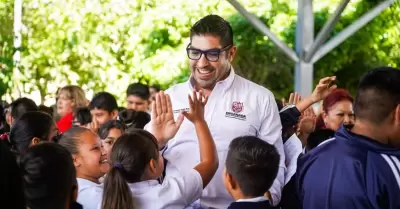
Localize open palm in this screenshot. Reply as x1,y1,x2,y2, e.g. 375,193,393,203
151,91,184,148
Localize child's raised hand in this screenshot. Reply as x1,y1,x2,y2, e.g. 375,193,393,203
182,90,208,124
151,91,184,147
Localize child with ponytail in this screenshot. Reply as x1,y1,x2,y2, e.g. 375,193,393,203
101,91,218,209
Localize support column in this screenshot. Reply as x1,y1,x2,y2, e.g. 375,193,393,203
295,0,314,97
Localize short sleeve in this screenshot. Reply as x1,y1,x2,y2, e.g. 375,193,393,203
163,169,203,207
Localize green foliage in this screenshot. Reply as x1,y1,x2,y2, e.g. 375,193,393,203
0,0,15,98
0,0,399,104
230,0,400,99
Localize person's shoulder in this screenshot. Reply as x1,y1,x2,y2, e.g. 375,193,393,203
299,136,370,172
162,169,202,190
165,82,189,94
234,75,274,98
77,178,103,193
299,138,340,162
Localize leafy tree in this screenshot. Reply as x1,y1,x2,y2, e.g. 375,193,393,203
0,0,15,99
0,0,398,105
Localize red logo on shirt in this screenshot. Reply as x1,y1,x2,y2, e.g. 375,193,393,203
232,102,244,113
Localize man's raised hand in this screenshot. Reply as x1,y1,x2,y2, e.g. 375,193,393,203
151,91,184,148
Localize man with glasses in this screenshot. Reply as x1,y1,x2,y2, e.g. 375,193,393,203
149,15,285,208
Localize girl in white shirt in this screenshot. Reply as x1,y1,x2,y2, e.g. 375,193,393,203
101,90,219,209
58,127,109,209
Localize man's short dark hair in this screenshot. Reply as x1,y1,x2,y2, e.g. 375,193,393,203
225,136,280,197
354,67,400,124
89,92,118,112
10,98,38,120
190,14,233,47
126,83,150,100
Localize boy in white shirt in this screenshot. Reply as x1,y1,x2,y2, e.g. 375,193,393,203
223,136,280,209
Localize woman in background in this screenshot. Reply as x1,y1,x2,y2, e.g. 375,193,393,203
316,89,354,131
57,85,87,132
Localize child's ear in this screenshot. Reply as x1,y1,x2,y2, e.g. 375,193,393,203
112,110,118,119
149,159,158,174
72,154,81,168
30,137,41,146
226,172,237,190
223,167,237,191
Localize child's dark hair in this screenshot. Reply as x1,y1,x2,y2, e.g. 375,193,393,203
58,127,90,155
9,111,54,154
38,105,53,118
101,130,159,209
73,107,92,126
10,97,38,121
306,129,335,151
98,120,126,139
0,140,25,209
225,136,280,197
118,109,150,129
20,143,76,209
89,92,118,112
126,83,150,100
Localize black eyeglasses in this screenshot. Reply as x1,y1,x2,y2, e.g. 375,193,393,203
186,44,232,62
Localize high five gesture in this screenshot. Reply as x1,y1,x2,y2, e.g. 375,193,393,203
151,91,184,148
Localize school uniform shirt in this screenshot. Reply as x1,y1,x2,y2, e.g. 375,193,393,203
128,169,203,209
147,69,285,208
284,134,302,184
296,126,400,209
76,178,103,209
227,196,275,209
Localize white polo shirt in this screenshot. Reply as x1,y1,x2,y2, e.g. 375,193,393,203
127,169,203,209
76,178,103,209
157,69,285,208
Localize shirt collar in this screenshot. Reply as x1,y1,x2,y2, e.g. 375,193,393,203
236,196,268,202
188,67,236,91
77,178,102,187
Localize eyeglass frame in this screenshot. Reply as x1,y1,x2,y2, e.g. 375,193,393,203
186,44,233,62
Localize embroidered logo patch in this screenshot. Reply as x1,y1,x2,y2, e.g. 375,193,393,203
232,101,244,113
226,101,246,121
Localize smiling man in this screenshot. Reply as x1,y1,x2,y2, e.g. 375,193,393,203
150,15,285,209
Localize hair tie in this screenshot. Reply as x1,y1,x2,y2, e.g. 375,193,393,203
114,163,122,169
